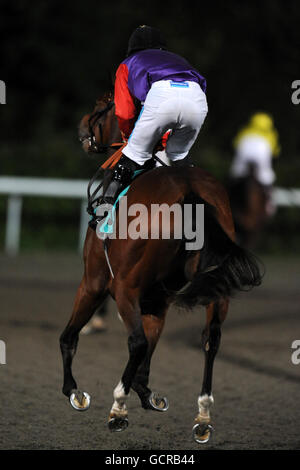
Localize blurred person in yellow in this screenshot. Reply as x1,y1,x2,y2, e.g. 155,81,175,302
229,112,280,215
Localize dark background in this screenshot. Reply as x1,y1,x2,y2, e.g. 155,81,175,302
1,0,300,251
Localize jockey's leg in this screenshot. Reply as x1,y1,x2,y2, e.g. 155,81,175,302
102,155,142,206
121,104,166,167
254,152,276,187
165,90,208,165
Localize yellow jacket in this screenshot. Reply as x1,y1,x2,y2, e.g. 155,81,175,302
234,113,280,157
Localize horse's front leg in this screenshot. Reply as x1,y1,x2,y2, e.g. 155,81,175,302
59,276,108,410
59,230,110,410
193,297,229,444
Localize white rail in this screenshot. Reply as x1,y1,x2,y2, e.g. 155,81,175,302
0,176,91,255
0,176,299,256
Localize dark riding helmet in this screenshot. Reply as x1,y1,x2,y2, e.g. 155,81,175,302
127,25,167,56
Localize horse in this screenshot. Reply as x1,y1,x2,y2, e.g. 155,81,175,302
59,93,262,444
227,163,273,249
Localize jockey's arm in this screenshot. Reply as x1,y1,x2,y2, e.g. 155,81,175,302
114,63,136,140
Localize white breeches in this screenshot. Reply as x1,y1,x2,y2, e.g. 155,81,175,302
122,80,208,166
230,135,275,185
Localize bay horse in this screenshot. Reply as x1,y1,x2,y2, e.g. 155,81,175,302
227,163,273,249
59,93,262,444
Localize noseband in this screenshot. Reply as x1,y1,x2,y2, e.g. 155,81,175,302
81,100,116,153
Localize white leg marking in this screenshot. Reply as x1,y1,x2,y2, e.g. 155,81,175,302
110,381,128,417
196,394,214,422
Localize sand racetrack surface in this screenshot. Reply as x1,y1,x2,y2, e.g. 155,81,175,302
0,253,299,451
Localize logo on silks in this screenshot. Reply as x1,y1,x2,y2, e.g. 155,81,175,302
0,81,6,104
95,196,204,251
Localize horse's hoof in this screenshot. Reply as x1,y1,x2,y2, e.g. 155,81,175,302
192,423,213,444
108,416,129,432
69,390,91,411
148,392,169,412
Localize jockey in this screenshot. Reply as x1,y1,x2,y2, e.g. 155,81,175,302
102,25,208,206
229,112,280,216
230,112,280,186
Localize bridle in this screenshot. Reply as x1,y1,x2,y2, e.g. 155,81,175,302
81,100,118,153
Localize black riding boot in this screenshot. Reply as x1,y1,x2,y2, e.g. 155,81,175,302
171,155,194,167
89,155,144,230
102,154,142,206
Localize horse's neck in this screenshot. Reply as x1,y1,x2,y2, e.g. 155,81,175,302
111,118,122,143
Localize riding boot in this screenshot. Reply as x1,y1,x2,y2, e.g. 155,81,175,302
89,155,144,230
171,155,194,167
102,154,142,206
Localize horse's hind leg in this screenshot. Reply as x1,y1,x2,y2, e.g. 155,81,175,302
131,298,169,412
193,297,228,444
108,290,149,432
59,276,108,410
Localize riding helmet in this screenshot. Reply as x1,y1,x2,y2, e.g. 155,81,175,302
127,25,167,56
249,112,274,131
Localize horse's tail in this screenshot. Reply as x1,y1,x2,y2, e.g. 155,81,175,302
175,195,263,308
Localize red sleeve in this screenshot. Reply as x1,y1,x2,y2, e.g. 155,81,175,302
114,63,137,139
